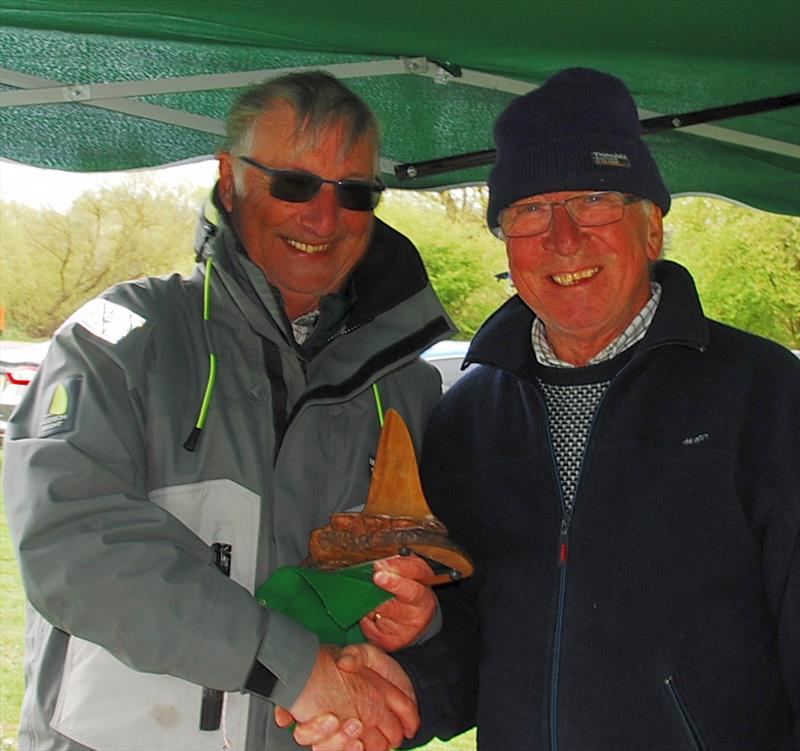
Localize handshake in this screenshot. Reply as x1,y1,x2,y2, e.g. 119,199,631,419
275,554,432,751
272,411,473,749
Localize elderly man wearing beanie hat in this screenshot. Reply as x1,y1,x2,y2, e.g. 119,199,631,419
288,68,799,751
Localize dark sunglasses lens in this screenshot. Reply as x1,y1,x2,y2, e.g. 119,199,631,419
336,182,381,211
270,171,321,202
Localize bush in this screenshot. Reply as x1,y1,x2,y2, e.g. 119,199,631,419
377,189,510,338
664,197,800,348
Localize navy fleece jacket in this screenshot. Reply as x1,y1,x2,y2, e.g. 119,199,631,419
398,261,800,751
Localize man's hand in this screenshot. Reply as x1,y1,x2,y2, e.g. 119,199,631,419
336,643,414,692
275,645,418,751
360,555,437,651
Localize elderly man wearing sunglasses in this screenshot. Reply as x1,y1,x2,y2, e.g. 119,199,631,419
4,72,455,751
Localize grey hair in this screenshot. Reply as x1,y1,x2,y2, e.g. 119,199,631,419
226,71,380,192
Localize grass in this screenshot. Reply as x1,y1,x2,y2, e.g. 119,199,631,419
420,729,476,750
1,454,25,751
0,451,474,750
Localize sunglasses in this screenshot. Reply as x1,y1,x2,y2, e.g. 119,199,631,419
239,156,384,211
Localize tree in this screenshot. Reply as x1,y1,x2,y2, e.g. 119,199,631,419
377,189,510,339
3,183,797,350
664,198,800,348
0,177,206,338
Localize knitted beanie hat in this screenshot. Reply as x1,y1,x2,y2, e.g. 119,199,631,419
486,67,671,231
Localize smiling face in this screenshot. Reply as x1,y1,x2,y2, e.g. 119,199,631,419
217,101,377,319
506,190,663,365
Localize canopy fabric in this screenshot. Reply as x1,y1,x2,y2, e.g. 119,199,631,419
1,0,799,216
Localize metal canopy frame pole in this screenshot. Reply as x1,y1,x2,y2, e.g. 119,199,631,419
394,92,800,181
0,56,523,174
2,58,798,179
0,59,415,108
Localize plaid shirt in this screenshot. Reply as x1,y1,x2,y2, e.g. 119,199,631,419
291,310,320,345
532,282,662,367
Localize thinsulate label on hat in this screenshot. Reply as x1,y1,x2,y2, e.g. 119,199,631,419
591,151,631,168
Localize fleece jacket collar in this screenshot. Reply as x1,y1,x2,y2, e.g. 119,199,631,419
465,260,709,383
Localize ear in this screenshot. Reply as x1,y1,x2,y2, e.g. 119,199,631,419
645,203,665,261
216,151,235,213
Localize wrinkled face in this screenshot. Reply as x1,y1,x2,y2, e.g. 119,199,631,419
505,191,663,363
218,102,377,319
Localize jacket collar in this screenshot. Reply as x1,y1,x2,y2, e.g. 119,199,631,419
466,260,709,378
197,183,432,338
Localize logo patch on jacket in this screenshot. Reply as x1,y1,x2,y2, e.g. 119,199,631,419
39,377,81,437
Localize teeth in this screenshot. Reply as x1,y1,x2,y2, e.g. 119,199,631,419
286,239,329,254
551,267,599,286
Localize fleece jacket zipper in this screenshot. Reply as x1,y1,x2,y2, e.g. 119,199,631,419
545,373,612,751
543,340,696,750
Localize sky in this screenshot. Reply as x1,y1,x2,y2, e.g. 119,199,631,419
0,158,219,211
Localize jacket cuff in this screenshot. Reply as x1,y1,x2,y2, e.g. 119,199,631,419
251,609,320,707
244,659,278,698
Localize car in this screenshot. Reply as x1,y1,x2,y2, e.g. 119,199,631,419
421,339,472,391
0,340,51,440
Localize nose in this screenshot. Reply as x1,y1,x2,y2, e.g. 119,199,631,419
297,183,338,237
543,204,584,257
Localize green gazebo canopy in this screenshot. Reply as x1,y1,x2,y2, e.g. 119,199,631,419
1,0,799,215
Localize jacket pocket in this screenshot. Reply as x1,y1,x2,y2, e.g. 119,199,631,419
51,638,250,751
149,478,261,592
50,479,261,750
664,675,707,751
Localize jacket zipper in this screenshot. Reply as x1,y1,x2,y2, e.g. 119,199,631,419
545,344,677,749
200,543,232,731
664,676,706,751
549,551,569,751
324,319,370,345
558,508,572,567
545,418,571,751
546,384,606,751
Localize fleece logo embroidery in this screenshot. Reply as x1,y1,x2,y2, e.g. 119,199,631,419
591,151,631,168
39,377,81,437
682,432,709,446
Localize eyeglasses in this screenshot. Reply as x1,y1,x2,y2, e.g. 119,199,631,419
499,192,645,237
238,156,384,211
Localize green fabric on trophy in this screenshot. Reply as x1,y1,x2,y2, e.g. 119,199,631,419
256,563,394,645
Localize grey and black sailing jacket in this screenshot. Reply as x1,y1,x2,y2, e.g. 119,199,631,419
4,196,454,751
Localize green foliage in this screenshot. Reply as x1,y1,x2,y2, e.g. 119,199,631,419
664,197,800,348
377,188,510,339
0,177,205,338
4,182,796,350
